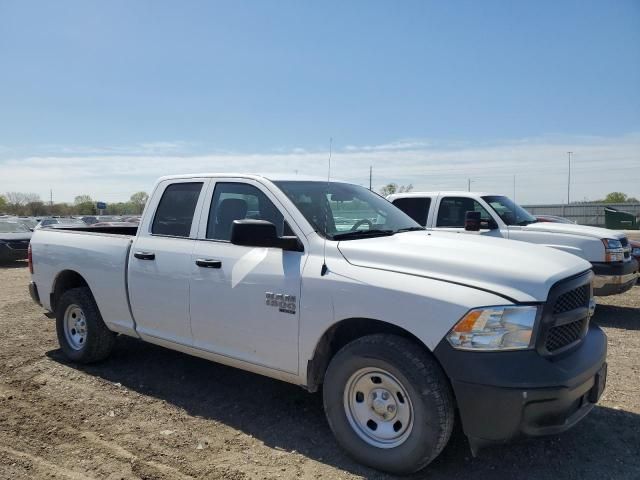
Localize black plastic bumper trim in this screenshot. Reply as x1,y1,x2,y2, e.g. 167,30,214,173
591,258,638,276
433,325,607,443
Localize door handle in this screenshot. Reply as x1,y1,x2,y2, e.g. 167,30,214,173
195,258,222,269
134,251,156,260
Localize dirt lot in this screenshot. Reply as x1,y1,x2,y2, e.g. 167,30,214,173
0,262,638,480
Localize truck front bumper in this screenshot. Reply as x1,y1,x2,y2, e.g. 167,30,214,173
592,259,638,296
433,325,607,447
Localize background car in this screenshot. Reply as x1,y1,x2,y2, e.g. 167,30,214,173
0,220,32,262
631,240,640,282
19,218,39,231
80,216,99,225
35,218,87,229
89,221,138,228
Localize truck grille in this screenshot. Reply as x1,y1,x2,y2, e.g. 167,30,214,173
539,272,593,356
545,318,588,353
621,237,631,260
553,285,590,314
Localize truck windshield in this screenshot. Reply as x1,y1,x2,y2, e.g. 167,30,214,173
0,221,30,233
274,181,423,240
482,195,538,226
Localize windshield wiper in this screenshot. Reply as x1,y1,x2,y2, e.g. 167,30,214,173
517,220,537,226
395,226,426,233
332,229,395,240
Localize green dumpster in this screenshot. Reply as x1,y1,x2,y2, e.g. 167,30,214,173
604,207,638,230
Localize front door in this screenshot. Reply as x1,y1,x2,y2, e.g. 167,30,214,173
432,196,505,237
189,180,304,374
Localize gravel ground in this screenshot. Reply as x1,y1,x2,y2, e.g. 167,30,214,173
0,262,638,480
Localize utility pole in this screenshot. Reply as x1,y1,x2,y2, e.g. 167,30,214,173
369,166,372,191
467,178,471,192
50,189,53,213
567,151,573,204
513,175,516,201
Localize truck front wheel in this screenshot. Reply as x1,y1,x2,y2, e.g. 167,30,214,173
55,287,116,363
323,334,454,475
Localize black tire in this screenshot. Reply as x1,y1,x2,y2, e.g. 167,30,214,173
323,334,454,475
55,287,116,363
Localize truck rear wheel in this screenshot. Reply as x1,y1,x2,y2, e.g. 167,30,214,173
323,334,454,475
55,287,115,363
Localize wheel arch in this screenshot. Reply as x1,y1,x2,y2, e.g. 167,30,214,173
306,317,436,392
50,270,91,312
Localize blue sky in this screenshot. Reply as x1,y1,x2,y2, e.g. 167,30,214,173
0,0,638,203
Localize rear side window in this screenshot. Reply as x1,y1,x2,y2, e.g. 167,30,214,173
392,197,430,226
436,197,491,227
151,182,203,237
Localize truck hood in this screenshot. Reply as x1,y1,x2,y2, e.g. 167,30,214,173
337,231,591,302
519,222,624,240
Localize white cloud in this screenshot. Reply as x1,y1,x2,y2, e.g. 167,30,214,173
0,133,638,204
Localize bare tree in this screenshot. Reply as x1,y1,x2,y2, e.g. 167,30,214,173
379,183,413,196
130,191,149,214
74,194,93,205
5,192,33,206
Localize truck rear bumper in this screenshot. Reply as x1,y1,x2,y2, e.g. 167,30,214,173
592,259,638,296
433,325,607,446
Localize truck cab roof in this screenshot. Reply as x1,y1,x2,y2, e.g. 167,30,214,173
388,191,502,199
156,173,335,183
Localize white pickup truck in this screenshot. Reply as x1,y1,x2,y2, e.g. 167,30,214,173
29,174,607,474
388,191,638,296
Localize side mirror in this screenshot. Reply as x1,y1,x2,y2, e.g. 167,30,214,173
230,220,303,252
486,218,499,230
464,211,481,231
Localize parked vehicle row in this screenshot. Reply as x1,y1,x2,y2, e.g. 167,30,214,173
0,215,141,231
28,174,611,474
388,191,638,296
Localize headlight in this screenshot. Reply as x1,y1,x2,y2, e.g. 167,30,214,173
447,306,539,351
602,238,624,262
602,239,622,249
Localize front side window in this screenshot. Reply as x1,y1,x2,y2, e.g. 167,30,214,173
436,197,492,228
151,182,203,237
207,183,289,241
275,181,422,240
482,195,537,226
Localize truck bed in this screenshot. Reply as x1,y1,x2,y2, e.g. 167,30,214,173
45,224,138,236
30,227,138,336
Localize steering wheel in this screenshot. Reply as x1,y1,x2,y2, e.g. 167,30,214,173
350,219,373,232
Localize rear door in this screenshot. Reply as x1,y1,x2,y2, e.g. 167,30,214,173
188,179,305,374
128,178,208,345
390,196,432,227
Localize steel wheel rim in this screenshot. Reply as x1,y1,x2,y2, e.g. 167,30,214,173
343,367,414,448
63,304,87,350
